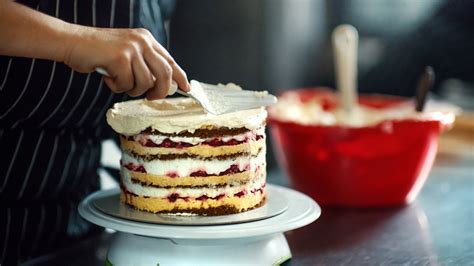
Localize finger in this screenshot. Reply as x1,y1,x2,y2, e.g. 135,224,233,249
152,43,190,91
144,50,172,100
151,41,172,60
104,61,134,93
103,76,117,93
171,62,190,92
127,56,154,97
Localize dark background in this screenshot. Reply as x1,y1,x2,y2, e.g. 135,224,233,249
168,0,474,108
167,0,474,170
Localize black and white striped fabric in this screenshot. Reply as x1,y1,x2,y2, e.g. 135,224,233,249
0,0,173,264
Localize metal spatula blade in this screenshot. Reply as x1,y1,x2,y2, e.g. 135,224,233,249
95,68,277,115
177,80,277,115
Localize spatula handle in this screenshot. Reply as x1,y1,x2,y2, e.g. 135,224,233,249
95,67,178,96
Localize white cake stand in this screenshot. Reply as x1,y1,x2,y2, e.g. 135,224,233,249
79,184,321,266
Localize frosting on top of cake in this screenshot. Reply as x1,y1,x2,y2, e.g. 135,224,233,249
106,97,267,135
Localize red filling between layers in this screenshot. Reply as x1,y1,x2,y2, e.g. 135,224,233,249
195,193,226,201
165,185,265,203
167,193,190,202
234,190,247,198
128,135,264,149
123,162,147,173
123,163,251,177
189,164,249,177
121,183,265,202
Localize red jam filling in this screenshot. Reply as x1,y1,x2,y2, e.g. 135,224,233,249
123,163,249,177
167,193,189,202
234,190,246,197
189,164,243,177
132,135,264,149
123,162,147,173
165,187,263,202
196,193,226,201
151,138,194,148
122,184,264,203
203,138,244,146
166,171,179,178
251,187,264,194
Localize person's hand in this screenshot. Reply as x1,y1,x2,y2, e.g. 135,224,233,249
63,26,189,99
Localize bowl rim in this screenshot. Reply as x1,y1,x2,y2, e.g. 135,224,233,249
267,88,457,130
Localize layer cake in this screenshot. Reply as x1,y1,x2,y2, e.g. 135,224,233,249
106,97,267,215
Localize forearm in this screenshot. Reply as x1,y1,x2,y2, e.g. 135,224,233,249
0,0,190,98
0,0,79,62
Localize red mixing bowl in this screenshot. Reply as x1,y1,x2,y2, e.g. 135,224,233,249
268,89,455,207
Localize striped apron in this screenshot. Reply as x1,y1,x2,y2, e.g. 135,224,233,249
0,0,173,264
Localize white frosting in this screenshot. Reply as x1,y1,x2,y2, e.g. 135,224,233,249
138,127,266,146
269,92,459,127
121,151,266,177
106,97,267,136
187,80,273,115
122,168,265,198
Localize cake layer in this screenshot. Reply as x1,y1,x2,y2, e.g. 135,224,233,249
120,136,265,157
106,97,267,135
126,150,261,161
133,126,265,146
107,96,269,216
121,188,266,215
143,126,251,138
121,167,265,198
121,150,266,177
125,166,266,187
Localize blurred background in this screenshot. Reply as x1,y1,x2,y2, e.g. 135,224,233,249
169,0,473,99
165,0,474,169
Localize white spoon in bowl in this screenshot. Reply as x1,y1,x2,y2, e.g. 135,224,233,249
332,24,359,115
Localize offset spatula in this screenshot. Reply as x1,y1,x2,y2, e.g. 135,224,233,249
96,67,277,115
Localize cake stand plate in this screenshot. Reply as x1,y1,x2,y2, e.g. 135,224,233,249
91,186,288,226
79,184,320,266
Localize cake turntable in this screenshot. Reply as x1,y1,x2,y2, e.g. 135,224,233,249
78,184,321,265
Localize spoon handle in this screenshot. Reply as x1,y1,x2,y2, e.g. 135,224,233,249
415,66,435,112
332,25,359,113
